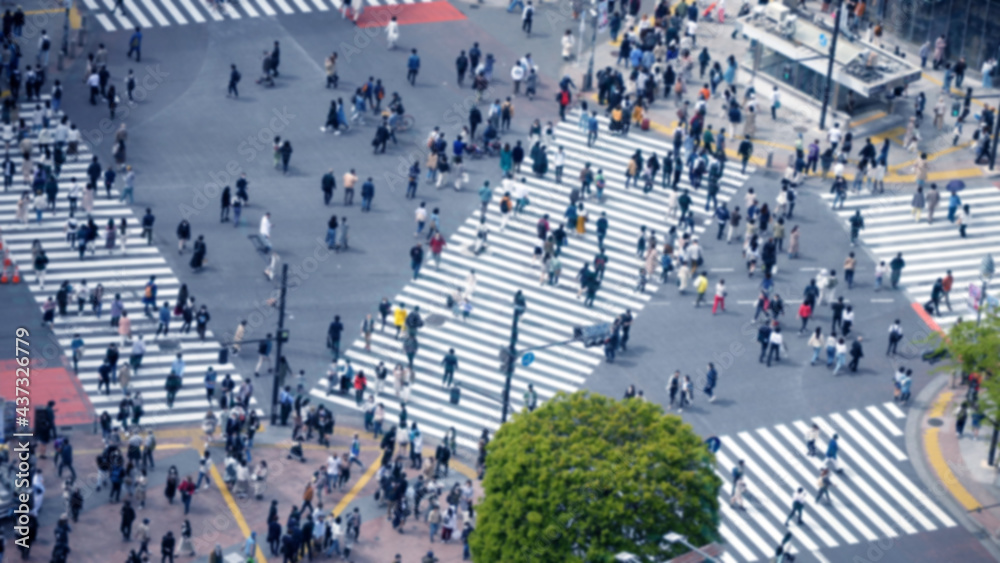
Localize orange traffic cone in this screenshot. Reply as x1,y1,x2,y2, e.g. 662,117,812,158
12,265,20,284
0,266,8,284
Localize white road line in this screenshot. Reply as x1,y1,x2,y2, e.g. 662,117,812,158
883,402,906,419
157,0,191,23
847,410,907,460
174,0,208,23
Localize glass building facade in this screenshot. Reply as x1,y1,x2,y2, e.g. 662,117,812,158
881,0,1000,69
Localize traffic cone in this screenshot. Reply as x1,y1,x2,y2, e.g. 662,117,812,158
0,266,8,284
12,265,20,284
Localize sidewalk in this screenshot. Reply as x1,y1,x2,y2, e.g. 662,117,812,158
920,376,1000,550
559,4,998,181
18,422,480,562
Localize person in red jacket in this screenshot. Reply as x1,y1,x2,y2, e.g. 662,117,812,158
429,232,446,270
353,371,367,407
178,475,196,515
798,301,812,334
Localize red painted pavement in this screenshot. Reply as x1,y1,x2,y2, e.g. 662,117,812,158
911,301,945,335
356,1,467,28
0,359,94,426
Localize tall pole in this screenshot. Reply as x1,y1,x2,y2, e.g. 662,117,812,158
500,300,522,424
269,263,289,426
989,108,999,171
819,0,843,131
583,9,598,92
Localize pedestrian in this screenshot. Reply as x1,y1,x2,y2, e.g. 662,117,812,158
220,186,231,222
127,27,142,62
849,336,864,371
407,49,420,85
784,487,807,526
441,348,459,387
161,531,175,563
889,253,905,289
815,467,834,504
704,363,717,402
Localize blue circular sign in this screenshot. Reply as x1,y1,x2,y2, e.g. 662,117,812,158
819,34,828,48
705,436,721,453
521,352,536,367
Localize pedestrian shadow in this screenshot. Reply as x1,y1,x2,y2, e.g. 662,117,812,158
708,398,736,408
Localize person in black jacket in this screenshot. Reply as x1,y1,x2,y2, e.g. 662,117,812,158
161,531,176,563
120,499,136,540
849,336,864,372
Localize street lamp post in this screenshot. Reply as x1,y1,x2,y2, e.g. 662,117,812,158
269,263,289,426
974,254,998,466
500,292,526,424
583,8,599,92
819,0,843,131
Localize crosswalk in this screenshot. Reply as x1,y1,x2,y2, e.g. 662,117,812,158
716,402,956,562
309,110,753,449
823,184,1000,328
83,0,439,31
0,104,258,428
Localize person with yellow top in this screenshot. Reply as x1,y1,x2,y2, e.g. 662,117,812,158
393,303,407,340
611,106,624,133
694,272,709,307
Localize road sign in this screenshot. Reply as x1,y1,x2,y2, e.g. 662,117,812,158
705,436,721,454
521,352,535,367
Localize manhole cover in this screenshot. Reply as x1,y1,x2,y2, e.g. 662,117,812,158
425,314,447,327
928,418,944,427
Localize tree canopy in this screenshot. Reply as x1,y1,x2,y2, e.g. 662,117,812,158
470,391,721,562
929,311,1000,416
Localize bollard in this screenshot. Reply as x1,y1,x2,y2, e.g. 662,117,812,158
766,149,774,168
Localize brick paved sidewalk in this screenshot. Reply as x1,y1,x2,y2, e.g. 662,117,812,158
14,423,481,563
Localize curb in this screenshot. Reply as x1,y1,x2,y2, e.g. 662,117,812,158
907,344,1000,558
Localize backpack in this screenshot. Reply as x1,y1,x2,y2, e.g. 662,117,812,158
144,285,153,299
41,38,50,51
500,199,510,213
232,71,241,84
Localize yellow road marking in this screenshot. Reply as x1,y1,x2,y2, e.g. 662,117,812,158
25,8,66,15
210,462,269,563
849,111,887,128
924,391,981,511
922,73,990,109
330,458,380,517
871,126,906,146
929,390,953,418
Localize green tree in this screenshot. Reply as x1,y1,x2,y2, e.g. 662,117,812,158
928,311,1000,438
470,391,721,562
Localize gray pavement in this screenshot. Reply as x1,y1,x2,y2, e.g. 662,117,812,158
12,0,999,560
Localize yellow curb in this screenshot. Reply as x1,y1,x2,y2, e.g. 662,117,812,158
210,462,270,563
330,459,380,517
925,391,981,512
70,6,81,30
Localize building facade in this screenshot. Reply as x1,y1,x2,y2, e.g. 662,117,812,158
881,0,1000,68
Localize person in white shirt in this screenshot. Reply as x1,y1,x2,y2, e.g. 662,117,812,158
385,16,399,49
827,123,843,150
561,30,574,60
511,178,530,217
259,212,272,252
784,487,807,526
770,86,781,119
553,146,565,184
414,202,428,237
510,63,525,95
766,327,783,366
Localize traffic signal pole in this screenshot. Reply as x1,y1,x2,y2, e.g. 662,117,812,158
819,0,843,132
500,309,520,424
270,264,289,426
